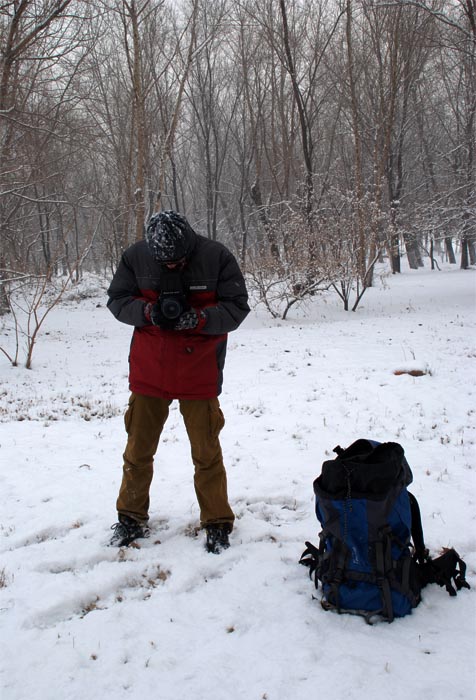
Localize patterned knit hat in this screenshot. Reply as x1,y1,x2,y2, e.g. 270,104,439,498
145,210,196,263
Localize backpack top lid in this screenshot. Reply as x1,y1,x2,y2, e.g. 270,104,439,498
314,440,413,499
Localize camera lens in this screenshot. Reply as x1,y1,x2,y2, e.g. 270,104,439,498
161,297,182,319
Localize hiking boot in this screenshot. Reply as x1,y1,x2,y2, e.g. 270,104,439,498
205,523,232,554
109,515,150,547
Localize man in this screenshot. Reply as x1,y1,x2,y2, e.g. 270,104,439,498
107,210,250,553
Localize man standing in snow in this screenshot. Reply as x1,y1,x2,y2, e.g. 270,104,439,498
107,210,250,553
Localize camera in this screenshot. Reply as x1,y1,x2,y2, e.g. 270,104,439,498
160,290,186,320
159,269,187,320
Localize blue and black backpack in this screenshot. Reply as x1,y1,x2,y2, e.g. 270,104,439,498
300,439,469,623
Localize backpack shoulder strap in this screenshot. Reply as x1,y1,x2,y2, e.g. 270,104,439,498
408,492,471,596
408,491,428,564
423,549,471,596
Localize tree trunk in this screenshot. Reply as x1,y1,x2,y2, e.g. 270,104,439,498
390,232,401,273
345,0,367,279
128,1,147,241
445,237,457,264
468,238,476,265
460,239,469,269
250,181,280,261
404,232,422,269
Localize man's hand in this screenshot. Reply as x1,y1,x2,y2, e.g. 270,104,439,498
144,302,176,329
174,309,207,331
144,303,207,331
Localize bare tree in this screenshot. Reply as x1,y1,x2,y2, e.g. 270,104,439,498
384,1,476,268
0,0,97,284
0,217,100,368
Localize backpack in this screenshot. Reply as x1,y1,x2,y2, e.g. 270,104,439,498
299,439,470,624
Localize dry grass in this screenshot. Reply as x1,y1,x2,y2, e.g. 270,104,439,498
0,568,9,588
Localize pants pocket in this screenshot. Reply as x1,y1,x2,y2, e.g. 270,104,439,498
209,401,225,438
124,394,136,433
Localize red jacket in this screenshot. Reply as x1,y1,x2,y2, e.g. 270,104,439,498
107,235,249,399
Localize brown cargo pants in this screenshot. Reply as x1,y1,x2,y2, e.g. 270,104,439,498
116,393,234,529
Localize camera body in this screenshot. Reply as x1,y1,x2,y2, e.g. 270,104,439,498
159,269,188,320
160,289,187,320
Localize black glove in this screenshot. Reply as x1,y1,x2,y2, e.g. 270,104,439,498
174,308,207,331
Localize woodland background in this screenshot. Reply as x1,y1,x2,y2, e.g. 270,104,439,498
1,0,475,335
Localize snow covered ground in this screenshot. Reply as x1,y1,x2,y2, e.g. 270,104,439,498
0,262,475,700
